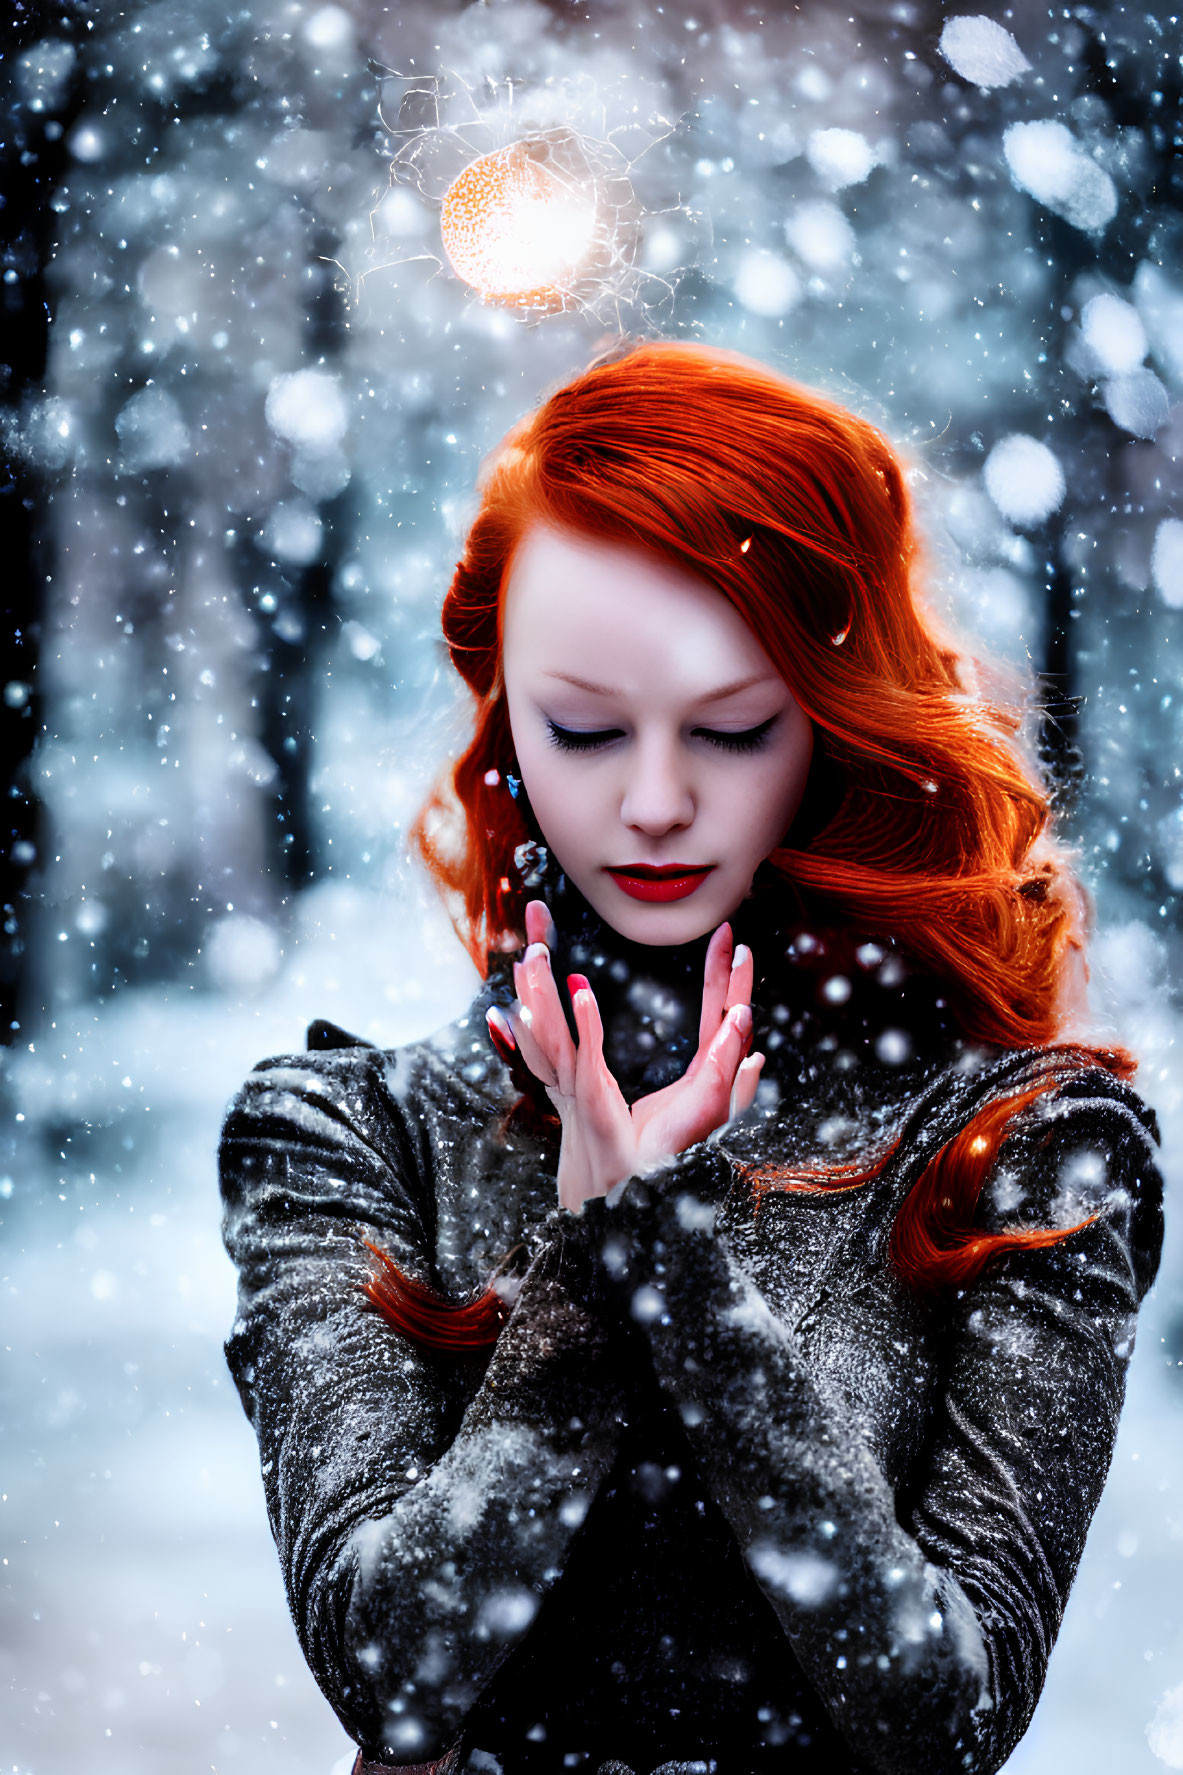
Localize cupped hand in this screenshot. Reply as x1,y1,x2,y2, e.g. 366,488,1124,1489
487,900,765,1213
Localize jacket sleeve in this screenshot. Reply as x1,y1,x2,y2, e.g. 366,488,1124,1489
219,1047,629,1764
569,1066,1164,1775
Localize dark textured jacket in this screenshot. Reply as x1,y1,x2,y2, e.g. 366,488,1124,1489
219,872,1164,1775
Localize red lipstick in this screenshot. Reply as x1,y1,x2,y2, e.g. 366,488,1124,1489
606,864,715,903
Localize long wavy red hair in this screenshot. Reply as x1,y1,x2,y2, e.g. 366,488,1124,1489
364,342,1129,1346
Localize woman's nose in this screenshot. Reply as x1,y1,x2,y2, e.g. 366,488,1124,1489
619,741,695,837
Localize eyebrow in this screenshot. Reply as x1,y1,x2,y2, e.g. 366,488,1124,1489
541,670,777,702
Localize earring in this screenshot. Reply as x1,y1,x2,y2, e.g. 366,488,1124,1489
502,760,551,888
514,838,550,889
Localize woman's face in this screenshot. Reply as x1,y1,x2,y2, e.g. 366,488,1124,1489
502,523,814,946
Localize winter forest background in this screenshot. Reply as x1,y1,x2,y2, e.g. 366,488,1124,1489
3,0,1183,1769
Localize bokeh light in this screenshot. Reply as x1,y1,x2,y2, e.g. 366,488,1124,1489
440,136,599,307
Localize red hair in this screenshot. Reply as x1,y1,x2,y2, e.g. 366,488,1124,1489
742,1045,1138,1296
363,1240,509,1351
363,343,1130,1346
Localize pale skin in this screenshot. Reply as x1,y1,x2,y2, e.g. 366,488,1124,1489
486,523,815,1213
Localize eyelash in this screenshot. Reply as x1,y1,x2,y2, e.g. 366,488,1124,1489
545,717,777,755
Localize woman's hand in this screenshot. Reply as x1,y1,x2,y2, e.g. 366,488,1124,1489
487,901,765,1213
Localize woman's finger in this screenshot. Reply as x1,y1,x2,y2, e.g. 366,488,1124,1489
514,946,577,1095
692,929,754,1078
506,997,559,1088
566,979,643,1198
729,1051,765,1120
569,979,605,1089
569,983,628,1142
704,1002,753,1100
524,898,558,951
485,1004,517,1064
724,942,753,1017
697,922,734,1050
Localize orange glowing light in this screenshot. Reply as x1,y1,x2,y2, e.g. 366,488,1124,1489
440,140,598,306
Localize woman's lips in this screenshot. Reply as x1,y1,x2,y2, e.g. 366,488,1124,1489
605,864,716,903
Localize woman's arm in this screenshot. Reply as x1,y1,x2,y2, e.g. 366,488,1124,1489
220,1045,630,1764
568,1067,1163,1775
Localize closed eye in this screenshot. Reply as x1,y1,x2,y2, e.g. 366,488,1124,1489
702,717,777,754
545,717,777,755
545,722,623,753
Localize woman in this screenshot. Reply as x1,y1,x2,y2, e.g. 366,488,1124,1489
220,343,1164,1775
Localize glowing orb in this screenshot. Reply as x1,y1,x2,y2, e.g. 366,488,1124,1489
440,140,599,307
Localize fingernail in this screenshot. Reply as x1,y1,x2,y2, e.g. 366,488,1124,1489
525,942,549,963
733,1004,752,1034
732,944,751,969
567,973,590,995
485,1007,516,1056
